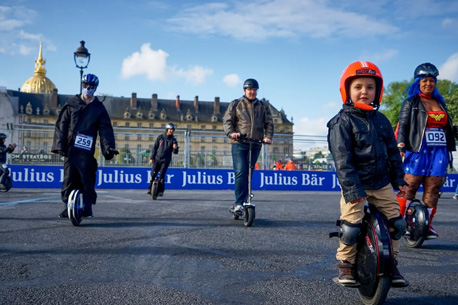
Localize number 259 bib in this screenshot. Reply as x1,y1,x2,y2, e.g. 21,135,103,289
74,133,94,151
425,128,446,147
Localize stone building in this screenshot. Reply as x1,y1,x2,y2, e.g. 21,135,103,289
0,43,294,168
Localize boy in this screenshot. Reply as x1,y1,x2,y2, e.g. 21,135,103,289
327,61,408,287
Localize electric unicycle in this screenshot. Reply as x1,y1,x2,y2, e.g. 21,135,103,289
0,164,12,192
331,204,403,305
403,199,429,248
67,189,84,226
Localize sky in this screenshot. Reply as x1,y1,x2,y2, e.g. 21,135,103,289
1,0,458,150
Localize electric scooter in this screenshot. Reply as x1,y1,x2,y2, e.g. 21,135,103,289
0,164,12,192
403,199,430,248
330,203,407,305
229,134,263,227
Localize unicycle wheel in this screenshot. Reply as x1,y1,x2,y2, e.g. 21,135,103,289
68,190,84,226
243,207,255,227
152,181,159,200
357,276,390,305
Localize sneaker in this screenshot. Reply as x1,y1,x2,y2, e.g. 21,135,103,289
453,194,458,200
391,259,408,287
146,190,151,195
59,208,68,218
337,260,356,284
426,227,438,239
158,192,164,197
233,204,244,216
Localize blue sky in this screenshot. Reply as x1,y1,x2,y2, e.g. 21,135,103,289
1,0,458,149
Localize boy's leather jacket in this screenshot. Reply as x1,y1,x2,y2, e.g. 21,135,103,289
327,105,406,203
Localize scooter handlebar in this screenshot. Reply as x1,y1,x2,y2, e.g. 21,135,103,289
238,133,265,144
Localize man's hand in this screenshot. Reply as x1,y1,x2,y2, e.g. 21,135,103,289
149,159,154,164
105,148,119,160
230,132,240,139
263,138,272,144
58,151,66,157
397,185,407,198
173,144,178,149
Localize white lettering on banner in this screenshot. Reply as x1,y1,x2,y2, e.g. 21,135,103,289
332,174,341,189
60,168,65,182
11,168,54,183
259,172,298,187
442,177,455,188
301,173,325,186
97,169,142,186
227,172,234,185
181,171,223,187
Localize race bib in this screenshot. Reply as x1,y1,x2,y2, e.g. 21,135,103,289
425,128,446,146
74,133,93,151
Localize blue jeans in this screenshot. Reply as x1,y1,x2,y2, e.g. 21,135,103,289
231,143,261,205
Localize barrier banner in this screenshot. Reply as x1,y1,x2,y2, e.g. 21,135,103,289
7,165,458,192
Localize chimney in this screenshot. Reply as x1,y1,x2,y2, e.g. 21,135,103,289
51,88,58,108
194,95,199,113
176,95,181,111
151,93,158,111
130,92,137,109
214,97,220,114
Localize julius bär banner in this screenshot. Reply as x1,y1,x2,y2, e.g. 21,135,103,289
7,165,458,192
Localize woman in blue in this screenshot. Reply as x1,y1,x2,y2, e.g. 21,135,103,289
396,63,457,239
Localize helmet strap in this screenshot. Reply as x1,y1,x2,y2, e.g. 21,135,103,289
353,102,374,111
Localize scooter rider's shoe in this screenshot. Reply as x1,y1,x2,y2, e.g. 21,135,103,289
391,259,409,288
233,204,244,216
337,260,357,285
82,205,93,218
59,208,68,218
146,190,151,195
158,192,164,197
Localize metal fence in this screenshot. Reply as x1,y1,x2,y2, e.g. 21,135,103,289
1,123,330,170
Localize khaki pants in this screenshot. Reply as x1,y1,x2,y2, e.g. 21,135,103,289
336,184,401,264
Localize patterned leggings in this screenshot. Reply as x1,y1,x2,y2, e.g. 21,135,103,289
404,173,444,208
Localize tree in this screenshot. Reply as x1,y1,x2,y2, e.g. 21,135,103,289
380,79,458,128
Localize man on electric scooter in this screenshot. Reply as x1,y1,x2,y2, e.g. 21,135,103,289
223,78,274,215
0,133,16,186
327,61,408,287
52,74,118,218
147,123,179,196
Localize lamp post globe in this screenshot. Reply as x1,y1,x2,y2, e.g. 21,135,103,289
73,40,91,94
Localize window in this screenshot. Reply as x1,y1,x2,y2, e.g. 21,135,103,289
149,123,153,128
113,122,118,127
137,123,142,128
212,125,217,131
137,134,142,141
212,137,216,143
201,136,205,143
149,134,154,141
125,122,130,127
125,134,130,141
201,125,206,130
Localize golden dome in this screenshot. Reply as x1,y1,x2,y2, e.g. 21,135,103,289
21,42,57,94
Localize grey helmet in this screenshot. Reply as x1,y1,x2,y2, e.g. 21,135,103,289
243,78,259,89
0,133,7,140
165,123,176,131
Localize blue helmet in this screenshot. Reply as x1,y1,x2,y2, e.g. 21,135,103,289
414,63,439,79
82,74,99,87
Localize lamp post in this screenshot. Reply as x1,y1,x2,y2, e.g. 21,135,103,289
73,40,91,94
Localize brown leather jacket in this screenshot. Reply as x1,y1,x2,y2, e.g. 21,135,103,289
223,96,274,144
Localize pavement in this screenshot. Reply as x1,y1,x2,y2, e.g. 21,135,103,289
1,188,458,305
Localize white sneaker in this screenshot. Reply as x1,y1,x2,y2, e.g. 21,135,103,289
234,204,244,215
453,194,458,200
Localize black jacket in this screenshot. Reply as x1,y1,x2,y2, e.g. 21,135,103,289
150,133,178,164
397,95,456,153
51,95,116,166
0,144,15,164
327,105,406,203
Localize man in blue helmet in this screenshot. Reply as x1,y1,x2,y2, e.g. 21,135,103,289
223,78,274,214
52,73,118,218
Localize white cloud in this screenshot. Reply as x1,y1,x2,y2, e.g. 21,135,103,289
439,53,458,82
121,43,169,81
293,116,329,149
223,74,241,88
167,0,399,41
363,49,399,63
121,43,213,85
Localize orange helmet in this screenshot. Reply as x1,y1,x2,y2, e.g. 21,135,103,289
339,61,383,110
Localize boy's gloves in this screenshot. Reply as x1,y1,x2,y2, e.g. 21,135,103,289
105,148,119,160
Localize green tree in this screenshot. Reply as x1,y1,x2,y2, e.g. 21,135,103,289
380,79,458,128
313,151,324,159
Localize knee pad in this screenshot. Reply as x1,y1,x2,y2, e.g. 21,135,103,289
340,220,362,246
389,215,406,240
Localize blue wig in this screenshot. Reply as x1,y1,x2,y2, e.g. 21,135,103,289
406,77,446,104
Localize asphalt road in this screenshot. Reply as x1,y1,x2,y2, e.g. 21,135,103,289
1,188,458,305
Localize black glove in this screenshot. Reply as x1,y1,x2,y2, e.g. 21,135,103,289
59,151,66,157
105,148,119,160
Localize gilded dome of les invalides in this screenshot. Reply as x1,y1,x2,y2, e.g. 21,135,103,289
20,42,57,94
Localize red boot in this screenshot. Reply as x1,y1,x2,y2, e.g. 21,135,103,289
427,207,438,239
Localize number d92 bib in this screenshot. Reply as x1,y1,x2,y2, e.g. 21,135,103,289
425,128,446,147
74,133,94,151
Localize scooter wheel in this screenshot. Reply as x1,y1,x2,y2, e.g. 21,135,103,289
0,177,12,192
243,207,255,227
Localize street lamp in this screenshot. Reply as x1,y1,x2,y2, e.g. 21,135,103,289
73,40,91,94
